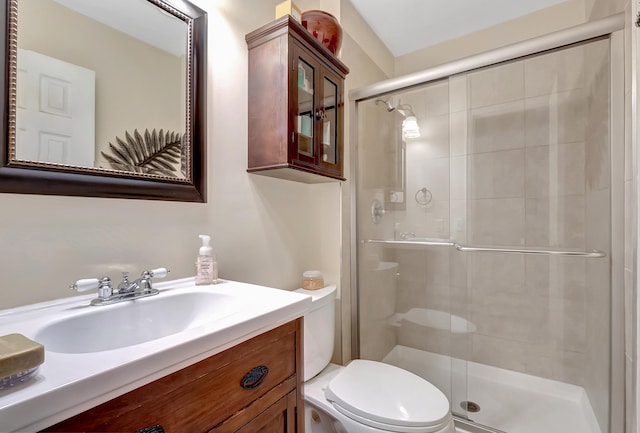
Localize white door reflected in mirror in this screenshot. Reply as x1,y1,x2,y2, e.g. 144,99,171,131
16,49,95,166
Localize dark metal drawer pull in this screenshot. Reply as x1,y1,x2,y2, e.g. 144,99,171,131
241,365,269,389
135,425,165,433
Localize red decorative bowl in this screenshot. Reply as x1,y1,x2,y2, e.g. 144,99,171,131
301,10,342,56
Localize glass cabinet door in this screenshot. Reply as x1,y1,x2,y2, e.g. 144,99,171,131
321,76,338,165
296,58,315,158
291,43,344,179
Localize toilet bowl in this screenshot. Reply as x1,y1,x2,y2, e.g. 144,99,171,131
295,286,455,433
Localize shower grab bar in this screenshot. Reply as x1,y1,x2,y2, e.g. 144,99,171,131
365,239,606,258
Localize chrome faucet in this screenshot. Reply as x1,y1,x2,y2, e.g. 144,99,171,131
116,270,156,294
70,268,169,306
117,272,136,294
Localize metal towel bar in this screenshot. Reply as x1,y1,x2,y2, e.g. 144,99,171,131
365,239,606,258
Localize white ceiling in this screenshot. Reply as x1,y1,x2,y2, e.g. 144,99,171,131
349,0,570,57
53,0,186,57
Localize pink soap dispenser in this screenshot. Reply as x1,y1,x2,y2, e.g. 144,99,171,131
195,234,218,285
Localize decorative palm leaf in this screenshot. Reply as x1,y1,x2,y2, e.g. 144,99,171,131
101,128,185,177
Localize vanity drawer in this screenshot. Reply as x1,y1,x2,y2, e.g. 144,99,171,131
193,321,299,425
43,319,302,433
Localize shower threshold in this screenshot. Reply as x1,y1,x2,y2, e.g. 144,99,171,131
383,345,602,433
454,416,506,433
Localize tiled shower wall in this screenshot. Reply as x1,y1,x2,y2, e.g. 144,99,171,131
359,38,613,430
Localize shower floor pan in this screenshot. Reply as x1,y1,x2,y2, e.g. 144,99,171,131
383,345,601,433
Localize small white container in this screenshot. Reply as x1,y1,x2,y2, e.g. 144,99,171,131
302,270,324,290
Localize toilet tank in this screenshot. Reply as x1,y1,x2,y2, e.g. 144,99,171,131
294,285,336,381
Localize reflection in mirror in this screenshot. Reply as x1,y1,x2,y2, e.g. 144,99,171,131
17,0,186,177
385,137,405,211
1,0,207,201
376,99,406,211
358,98,406,211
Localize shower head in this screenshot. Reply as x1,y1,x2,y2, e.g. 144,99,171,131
374,99,416,117
374,99,395,112
374,99,421,138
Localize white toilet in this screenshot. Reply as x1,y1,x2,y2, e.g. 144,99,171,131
295,285,455,433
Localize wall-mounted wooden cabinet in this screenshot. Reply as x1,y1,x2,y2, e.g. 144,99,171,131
246,16,349,183
42,320,303,433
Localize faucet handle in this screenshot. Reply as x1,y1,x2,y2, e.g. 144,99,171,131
70,277,113,300
70,278,101,292
148,268,169,278
137,268,169,291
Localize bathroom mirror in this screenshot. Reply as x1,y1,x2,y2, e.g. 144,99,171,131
385,139,406,211
0,0,207,201
384,112,406,211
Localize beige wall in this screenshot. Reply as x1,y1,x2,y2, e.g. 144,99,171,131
18,0,184,168
339,0,394,78
585,0,626,20
394,0,585,76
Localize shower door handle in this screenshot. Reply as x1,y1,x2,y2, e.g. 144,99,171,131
455,244,606,258
364,239,606,258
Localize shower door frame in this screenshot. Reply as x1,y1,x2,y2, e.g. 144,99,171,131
349,13,626,433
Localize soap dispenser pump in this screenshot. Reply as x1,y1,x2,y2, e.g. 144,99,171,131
196,234,218,285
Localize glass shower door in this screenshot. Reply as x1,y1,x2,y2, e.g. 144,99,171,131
450,38,612,433
356,35,614,433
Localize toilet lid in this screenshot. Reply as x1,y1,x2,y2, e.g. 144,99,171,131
325,360,450,430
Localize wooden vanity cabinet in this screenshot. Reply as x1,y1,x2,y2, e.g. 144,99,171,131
42,319,304,433
246,16,349,183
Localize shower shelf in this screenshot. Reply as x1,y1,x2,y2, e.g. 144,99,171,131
365,240,606,258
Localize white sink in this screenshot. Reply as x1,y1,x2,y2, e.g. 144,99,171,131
0,278,312,432
33,290,243,353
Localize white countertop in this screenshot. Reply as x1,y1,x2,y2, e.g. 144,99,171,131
0,278,311,432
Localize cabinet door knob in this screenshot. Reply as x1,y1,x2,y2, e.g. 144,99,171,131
315,110,326,120
241,365,269,389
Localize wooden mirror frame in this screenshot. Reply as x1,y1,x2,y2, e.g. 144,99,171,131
0,0,207,202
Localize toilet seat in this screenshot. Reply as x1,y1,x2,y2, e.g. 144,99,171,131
325,360,451,433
